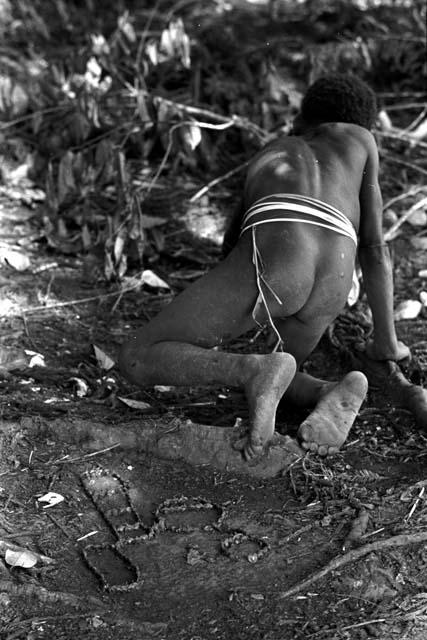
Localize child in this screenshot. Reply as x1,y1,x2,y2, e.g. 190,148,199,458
119,74,410,461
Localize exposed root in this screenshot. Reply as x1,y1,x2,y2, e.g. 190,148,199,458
278,531,427,599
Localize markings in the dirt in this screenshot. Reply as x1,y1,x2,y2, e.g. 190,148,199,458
221,531,270,563
80,467,272,592
155,495,225,532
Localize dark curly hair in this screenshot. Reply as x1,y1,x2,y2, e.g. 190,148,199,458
301,74,377,130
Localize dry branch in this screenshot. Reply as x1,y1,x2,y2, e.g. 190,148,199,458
0,580,104,608
19,416,303,479
384,195,427,241
279,531,427,599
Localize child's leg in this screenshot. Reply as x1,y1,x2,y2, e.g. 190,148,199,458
273,317,368,456
119,240,296,459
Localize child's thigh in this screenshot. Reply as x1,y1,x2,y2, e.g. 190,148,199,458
274,315,332,366
134,242,259,348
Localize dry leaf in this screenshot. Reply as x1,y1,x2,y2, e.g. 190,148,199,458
116,253,128,279
118,13,136,43
93,345,115,371
113,232,126,265
160,19,191,68
137,91,150,122
407,209,427,227
0,75,29,116
139,214,167,229
81,224,91,249
5,548,38,569
145,40,158,66
181,123,202,151
347,269,360,307
410,237,427,250
57,151,75,204
37,492,65,509
0,346,27,371
25,350,46,368
0,248,30,271
70,377,90,397
142,269,170,289
104,252,115,281
394,300,422,321
118,397,152,411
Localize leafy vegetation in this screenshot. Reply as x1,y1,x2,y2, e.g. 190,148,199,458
0,0,425,280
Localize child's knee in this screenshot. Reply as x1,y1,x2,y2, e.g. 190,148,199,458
118,336,148,384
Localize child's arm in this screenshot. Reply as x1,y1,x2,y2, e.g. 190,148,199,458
222,197,245,257
358,134,410,361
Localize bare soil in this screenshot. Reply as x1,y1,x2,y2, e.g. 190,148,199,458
0,196,427,640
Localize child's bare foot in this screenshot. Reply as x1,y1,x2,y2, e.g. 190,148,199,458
297,371,368,456
235,353,296,460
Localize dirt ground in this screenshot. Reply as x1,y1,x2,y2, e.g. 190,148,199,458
0,194,427,640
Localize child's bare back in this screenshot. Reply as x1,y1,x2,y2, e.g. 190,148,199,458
236,123,371,331
119,75,409,463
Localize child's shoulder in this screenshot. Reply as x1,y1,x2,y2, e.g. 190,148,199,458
321,122,376,145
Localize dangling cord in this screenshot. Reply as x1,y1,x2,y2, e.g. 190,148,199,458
251,227,284,352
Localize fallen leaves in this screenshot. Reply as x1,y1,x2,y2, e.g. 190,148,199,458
117,397,152,411
0,248,30,271
92,344,115,371
394,299,423,321
0,540,54,568
37,492,65,509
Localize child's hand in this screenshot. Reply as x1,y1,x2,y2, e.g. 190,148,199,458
365,339,411,362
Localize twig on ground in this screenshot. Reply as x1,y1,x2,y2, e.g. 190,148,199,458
45,513,72,539
49,443,121,465
278,523,317,546
22,314,42,353
384,196,427,241
404,107,427,132
278,531,427,599
136,0,163,69
386,102,427,112
141,119,236,201
0,284,142,317
5,613,105,634
341,619,387,632
375,128,427,149
405,486,425,522
383,185,427,210
308,618,387,638
123,88,269,141
189,160,250,202
378,92,427,98
0,580,104,608
383,154,427,177
0,106,70,131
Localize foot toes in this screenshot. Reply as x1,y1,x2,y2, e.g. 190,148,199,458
243,442,264,461
317,444,329,456
232,437,246,451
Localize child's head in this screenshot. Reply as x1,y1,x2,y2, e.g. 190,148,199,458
300,74,377,130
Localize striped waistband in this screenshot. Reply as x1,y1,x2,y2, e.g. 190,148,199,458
240,193,357,246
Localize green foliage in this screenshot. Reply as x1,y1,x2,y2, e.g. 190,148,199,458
0,0,424,279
